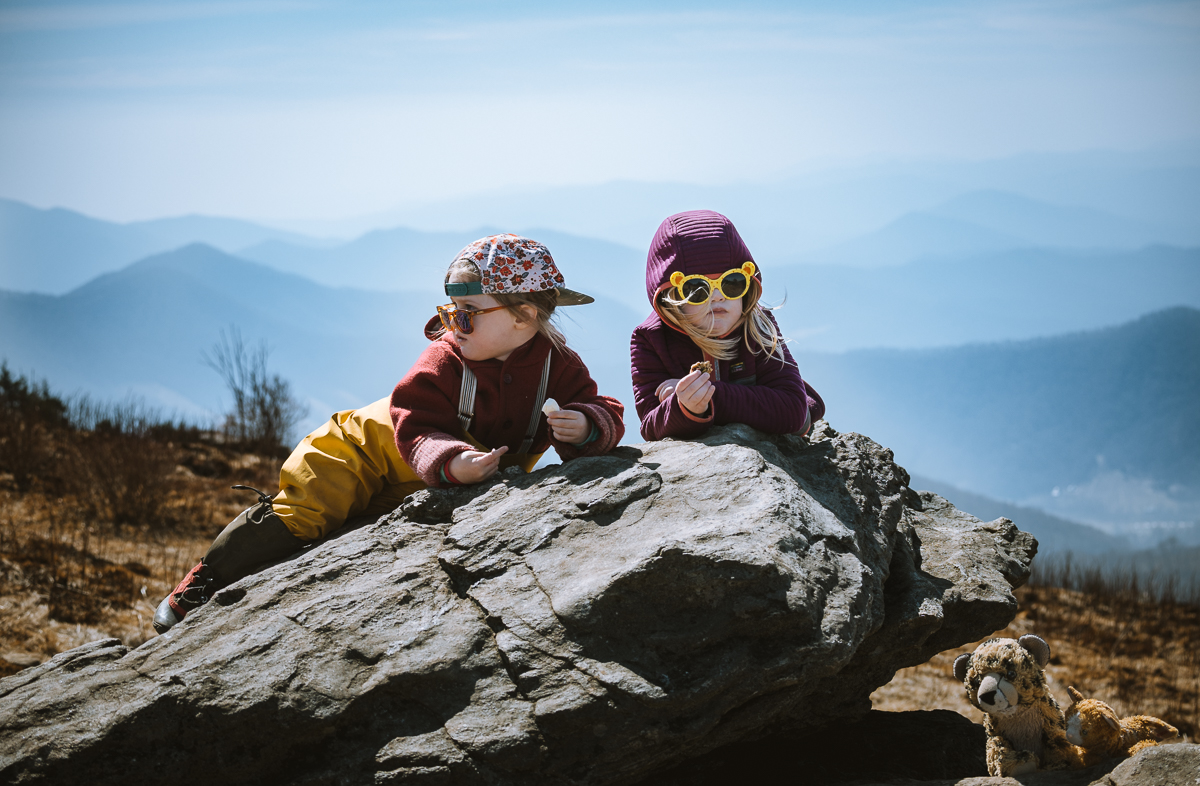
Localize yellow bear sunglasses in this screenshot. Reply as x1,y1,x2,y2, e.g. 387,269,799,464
669,261,757,305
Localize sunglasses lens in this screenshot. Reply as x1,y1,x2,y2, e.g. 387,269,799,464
720,273,749,299
456,310,473,334
680,278,713,304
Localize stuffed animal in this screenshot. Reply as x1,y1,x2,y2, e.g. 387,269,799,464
1064,686,1179,765
953,635,1085,776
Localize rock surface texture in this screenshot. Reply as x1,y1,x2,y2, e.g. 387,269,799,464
0,424,1036,785
858,742,1200,786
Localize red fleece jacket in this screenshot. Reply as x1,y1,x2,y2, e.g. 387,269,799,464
390,332,625,487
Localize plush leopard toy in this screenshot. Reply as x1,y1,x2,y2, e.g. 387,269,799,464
953,635,1085,776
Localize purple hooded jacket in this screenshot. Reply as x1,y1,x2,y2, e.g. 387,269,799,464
630,210,825,441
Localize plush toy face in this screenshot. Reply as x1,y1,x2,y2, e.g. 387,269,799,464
954,635,1052,718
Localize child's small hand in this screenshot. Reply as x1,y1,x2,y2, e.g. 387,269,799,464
548,409,590,444
448,446,509,484
675,369,714,416
657,379,680,402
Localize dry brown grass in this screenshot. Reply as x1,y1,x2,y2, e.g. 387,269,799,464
871,583,1200,741
0,445,281,678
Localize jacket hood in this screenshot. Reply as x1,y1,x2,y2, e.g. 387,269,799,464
645,210,760,317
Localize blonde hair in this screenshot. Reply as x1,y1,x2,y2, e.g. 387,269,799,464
658,283,786,363
443,256,568,352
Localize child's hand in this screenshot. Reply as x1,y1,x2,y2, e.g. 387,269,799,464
548,409,590,444
448,446,509,484
675,369,714,416
656,379,680,402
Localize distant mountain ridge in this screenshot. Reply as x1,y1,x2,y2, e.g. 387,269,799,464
772,244,1200,352
0,198,322,295
794,190,1178,267
5,147,1199,298
0,243,644,441
909,474,1129,555
796,307,1200,527
2,241,1196,536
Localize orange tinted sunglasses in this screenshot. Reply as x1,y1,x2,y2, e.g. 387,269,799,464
436,303,507,334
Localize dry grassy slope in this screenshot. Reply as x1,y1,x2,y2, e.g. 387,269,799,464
872,585,1200,740
0,443,282,677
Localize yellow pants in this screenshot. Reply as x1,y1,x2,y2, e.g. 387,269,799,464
273,397,541,541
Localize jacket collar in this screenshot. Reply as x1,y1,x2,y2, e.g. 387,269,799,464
444,330,552,372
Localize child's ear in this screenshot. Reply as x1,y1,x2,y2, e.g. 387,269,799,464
513,303,538,328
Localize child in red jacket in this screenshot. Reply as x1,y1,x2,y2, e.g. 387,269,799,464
154,234,625,633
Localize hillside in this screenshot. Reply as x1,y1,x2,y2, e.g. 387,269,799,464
240,227,648,312
5,197,1199,354
0,243,646,440
798,190,1185,268
0,244,435,423
909,474,1128,556
0,199,320,295
772,244,1200,352
799,308,1200,526
2,241,1196,532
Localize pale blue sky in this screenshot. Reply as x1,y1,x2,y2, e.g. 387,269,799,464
1,0,1197,224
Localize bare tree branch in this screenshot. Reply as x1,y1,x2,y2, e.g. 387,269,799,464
203,327,308,454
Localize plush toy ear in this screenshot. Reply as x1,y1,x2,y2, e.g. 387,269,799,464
1018,634,1051,667
1104,714,1121,731
953,653,972,682
1067,686,1084,704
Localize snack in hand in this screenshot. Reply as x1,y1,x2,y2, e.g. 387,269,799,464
690,361,713,375
542,399,560,415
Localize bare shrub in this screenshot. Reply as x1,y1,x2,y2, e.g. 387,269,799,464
1030,552,1200,607
0,362,70,490
204,327,307,456
63,395,203,528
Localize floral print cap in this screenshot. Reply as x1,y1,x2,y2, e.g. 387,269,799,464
446,234,594,306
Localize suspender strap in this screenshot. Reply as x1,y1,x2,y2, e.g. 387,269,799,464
457,365,478,432
456,353,552,455
518,354,552,455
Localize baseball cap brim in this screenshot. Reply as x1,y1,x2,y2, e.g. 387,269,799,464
556,286,593,306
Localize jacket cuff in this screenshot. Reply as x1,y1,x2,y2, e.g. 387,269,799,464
677,396,714,423
554,403,620,459
409,432,474,487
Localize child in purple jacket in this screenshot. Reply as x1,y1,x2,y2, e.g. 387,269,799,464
630,210,825,441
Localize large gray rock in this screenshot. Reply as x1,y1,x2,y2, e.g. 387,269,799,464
0,423,1034,785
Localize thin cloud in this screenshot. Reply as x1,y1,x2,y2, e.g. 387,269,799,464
0,1,315,32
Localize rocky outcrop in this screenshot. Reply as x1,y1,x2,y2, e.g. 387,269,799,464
0,423,1035,785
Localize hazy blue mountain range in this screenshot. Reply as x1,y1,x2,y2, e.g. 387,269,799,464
243,224,1200,353
909,474,1131,556
1,238,1195,539
792,190,1176,268
796,308,1200,528
0,198,322,295
5,146,1198,302
240,228,649,314
771,245,1200,352
0,243,645,441
912,474,1199,592
6,193,1197,354
349,148,1200,257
